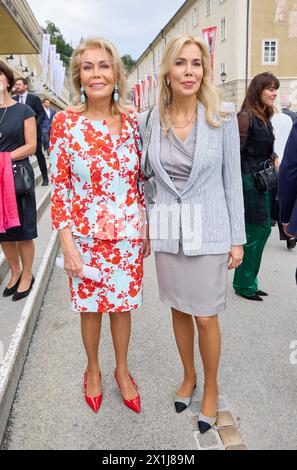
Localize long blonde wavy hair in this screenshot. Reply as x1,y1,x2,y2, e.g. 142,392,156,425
68,37,129,115
158,35,224,132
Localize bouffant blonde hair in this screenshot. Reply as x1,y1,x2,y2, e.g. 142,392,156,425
68,37,129,115
158,35,225,132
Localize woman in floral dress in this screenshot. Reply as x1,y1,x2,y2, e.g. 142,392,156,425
50,38,149,414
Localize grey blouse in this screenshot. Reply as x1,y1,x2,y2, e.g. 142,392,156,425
160,124,197,193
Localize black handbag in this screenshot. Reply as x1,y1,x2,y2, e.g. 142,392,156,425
252,159,278,193
13,162,33,196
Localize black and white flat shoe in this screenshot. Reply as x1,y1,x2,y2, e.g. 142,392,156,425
198,412,217,433
174,385,196,413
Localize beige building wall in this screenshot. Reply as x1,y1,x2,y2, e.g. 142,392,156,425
251,0,297,109
128,0,250,108
129,0,297,110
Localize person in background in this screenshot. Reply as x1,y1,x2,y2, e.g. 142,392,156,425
41,98,56,155
13,78,48,186
233,72,280,301
281,97,297,123
0,60,37,301
278,119,297,249
271,100,296,249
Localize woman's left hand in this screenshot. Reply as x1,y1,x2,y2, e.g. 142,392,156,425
228,245,244,270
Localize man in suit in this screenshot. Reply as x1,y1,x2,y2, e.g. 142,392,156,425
41,98,56,155
281,97,297,123
278,119,297,250
13,78,49,186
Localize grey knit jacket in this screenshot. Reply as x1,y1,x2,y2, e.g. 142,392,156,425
138,102,247,255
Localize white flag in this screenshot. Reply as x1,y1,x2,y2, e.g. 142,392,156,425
49,44,56,90
54,53,60,93
41,34,50,81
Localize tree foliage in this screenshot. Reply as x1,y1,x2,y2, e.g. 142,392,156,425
121,54,136,73
43,21,73,67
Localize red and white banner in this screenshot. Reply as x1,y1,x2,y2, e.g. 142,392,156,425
134,83,141,112
202,27,217,81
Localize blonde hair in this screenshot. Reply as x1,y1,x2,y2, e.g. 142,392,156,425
158,35,224,132
68,37,129,115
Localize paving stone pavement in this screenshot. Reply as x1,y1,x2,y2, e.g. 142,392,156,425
1,227,296,450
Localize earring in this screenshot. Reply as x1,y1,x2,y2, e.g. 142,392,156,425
166,78,170,87
80,86,86,104
113,83,119,102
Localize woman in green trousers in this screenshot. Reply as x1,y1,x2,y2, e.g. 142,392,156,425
233,72,279,301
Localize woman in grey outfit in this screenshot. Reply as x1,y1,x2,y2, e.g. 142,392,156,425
138,35,246,433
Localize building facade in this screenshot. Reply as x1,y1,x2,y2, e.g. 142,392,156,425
0,0,69,109
128,0,297,111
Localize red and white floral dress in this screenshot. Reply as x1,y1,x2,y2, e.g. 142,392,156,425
50,110,146,313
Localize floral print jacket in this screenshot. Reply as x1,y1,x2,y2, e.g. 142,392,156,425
50,110,146,240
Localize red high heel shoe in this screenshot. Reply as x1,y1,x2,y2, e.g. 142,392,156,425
114,370,141,414
84,369,103,413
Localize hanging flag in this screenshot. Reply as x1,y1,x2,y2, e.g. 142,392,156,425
134,83,141,112
49,44,56,91
59,66,66,96
153,72,158,105
148,75,154,107
41,34,50,81
54,53,60,93
141,80,147,110
202,27,217,81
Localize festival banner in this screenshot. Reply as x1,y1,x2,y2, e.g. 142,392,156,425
148,75,154,107
41,34,50,81
141,79,147,110
49,44,57,91
54,53,60,93
59,65,66,96
202,27,217,81
134,83,140,112
153,72,158,105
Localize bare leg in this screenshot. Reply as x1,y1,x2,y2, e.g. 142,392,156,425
1,241,21,287
17,240,35,291
195,315,221,417
172,308,197,397
109,311,138,400
81,312,103,397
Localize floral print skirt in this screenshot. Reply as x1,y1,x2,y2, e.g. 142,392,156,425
69,236,143,313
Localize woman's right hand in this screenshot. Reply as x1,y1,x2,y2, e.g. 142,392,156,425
63,247,84,278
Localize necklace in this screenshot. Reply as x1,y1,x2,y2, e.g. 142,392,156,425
0,107,8,140
169,107,197,129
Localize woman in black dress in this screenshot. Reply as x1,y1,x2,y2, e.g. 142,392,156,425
0,60,37,301
233,72,279,301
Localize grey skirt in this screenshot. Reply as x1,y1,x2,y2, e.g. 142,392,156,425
155,248,229,317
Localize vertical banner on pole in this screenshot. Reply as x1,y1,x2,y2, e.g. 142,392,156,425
135,83,141,112
141,80,146,110
146,75,151,108
41,34,50,81
153,72,158,105
49,44,57,91
148,75,154,107
54,53,60,93
59,66,66,96
202,27,217,81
